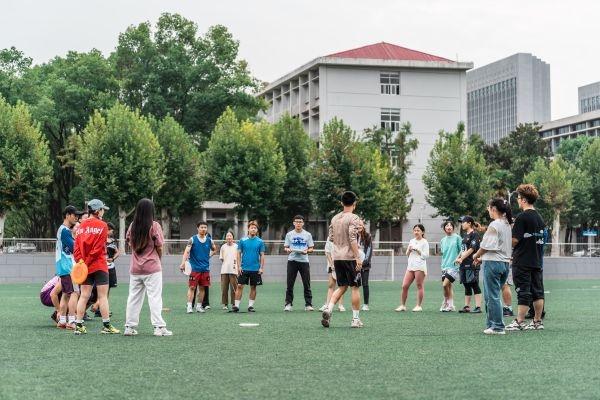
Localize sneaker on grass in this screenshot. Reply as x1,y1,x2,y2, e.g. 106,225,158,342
471,306,482,314
483,328,506,335
186,305,193,314
361,304,370,311
123,327,138,336
412,305,423,312
196,305,205,313
395,305,407,312
351,318,364,328
74,325,87,335
505,319,525,331
284,304,292,312
503,307,514,317
337,305,346,312
247,306,256,313
305,305,314,311
154,327,173,336
318,304,327,312
524,320,544,330
100,324,121,334
458,306,471,313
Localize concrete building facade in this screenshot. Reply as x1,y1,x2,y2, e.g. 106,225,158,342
467,53,550,144
579,82,600,114
258,42,473,241
539,109,600,153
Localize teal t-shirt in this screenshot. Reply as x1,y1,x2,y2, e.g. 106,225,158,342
440,234,461,270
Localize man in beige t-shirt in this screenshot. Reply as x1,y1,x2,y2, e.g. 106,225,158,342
321,191,364,328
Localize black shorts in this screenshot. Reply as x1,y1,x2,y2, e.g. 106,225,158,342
108,268,118,288
512,265,544,306
460,265,480,284
334,260,361,287
238,271,263,286
60,274,76,294
441,269,458,283
83,270,109,286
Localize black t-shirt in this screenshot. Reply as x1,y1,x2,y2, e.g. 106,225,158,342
461,231,480,267
512,209,545,268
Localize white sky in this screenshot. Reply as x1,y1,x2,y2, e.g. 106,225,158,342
2,0,598,120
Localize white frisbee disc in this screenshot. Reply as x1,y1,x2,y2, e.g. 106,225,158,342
239,323,259,327
183,261,191,276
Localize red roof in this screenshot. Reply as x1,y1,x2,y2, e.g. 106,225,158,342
327,42,451,62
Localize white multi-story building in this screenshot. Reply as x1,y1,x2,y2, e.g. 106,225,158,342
540,110,600,153
258,42,473,241
579,82,600,114
467,53,550,144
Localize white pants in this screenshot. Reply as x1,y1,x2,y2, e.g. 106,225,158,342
125,271,166,328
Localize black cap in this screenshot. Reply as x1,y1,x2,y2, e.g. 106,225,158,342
458,215,475,224
63,205,85,218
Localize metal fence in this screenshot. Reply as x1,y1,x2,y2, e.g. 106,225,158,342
1,238,598,257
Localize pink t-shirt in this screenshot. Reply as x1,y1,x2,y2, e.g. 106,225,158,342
126,221,164,275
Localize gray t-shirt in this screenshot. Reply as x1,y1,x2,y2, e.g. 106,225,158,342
285,229,314,263
481,219,512,262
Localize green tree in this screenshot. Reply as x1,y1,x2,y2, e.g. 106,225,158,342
423,122,492,221
556,135,593,166
152,115,203,238
310,118,400,226
579,138,600,227
525,156,573,256
0,49,119,234
202,108,286,226
0,47,32,104
0,98,52,245
488,123,550,194
271,114,315,232
113,13,263,148
76,103,164,249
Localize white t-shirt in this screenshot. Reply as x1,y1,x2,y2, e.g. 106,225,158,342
324,240,334,271
481,219,512,262
219,243,238,274
407,238,429,274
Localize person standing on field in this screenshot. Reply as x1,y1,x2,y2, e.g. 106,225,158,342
284,215,315,312
124,198,172,337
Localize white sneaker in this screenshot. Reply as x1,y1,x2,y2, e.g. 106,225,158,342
204,305,211,310
351,318,364,328
196,305,205,313
318,304,327,312
442,305,456,312
395,305,407,312
361,304,370,311
304,305,314,311
222,305,229,310
153,326,173,336
483,328,506,335
186,305,193,314
123,327,138,336
439,302,447,312
338,305,346,312
412,305,423,312
284,304,292,312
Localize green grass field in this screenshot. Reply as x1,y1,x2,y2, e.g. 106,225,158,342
1,279,600,400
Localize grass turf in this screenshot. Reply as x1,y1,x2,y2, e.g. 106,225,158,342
1,279,600,400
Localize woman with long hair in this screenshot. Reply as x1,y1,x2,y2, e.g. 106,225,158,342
124,198,172,336
395,224,429,312
357,220,373,311
473,198,513,334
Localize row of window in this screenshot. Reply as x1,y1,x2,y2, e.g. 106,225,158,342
580,95,600,113
542,119,600,137
380,72,400,95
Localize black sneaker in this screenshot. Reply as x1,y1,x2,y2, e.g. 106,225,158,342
471,307,482,314
94,310,102,318
503,307,514,317
232,306,239,313
247,306,256,313
458,306,471,313
50,310,58,323
83,312,92,321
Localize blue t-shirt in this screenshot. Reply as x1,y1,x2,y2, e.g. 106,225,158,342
238,236,266,272
285,229,314,263
188,235,213,272
55,225,74,276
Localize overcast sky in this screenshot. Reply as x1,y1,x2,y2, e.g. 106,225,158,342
2,0,598,120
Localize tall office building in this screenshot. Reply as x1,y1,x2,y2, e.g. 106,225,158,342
467,53,551,144
258,42,473,240
579,82,600,113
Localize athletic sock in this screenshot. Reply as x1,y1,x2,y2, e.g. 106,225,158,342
235,300,240,308
448,299,454,308
327,302,335,312
352,310,360,319
59,316,67,324
102,319,110,328
249,300,255,307
67,315,75,324
187,302,192,308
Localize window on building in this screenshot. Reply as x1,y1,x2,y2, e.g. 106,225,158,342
380,108,401,132
380,72,400,95
558,126,570,135
575,122,587,131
